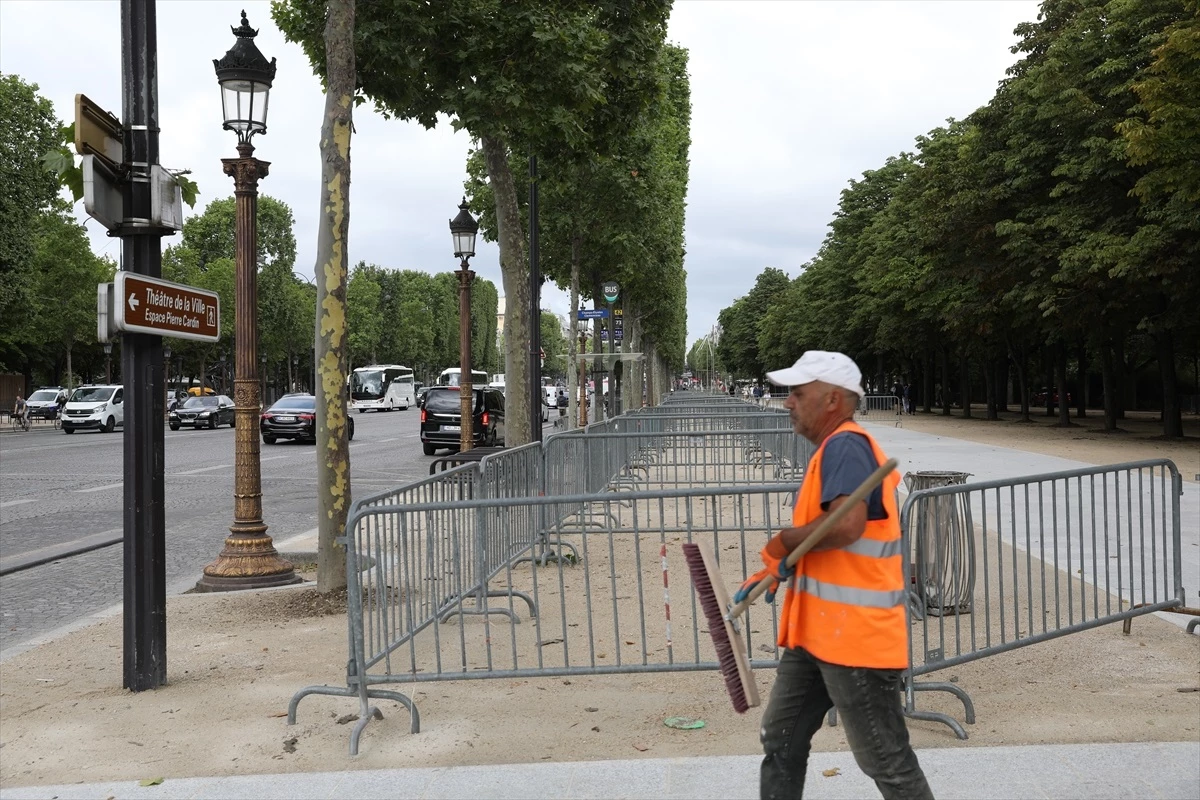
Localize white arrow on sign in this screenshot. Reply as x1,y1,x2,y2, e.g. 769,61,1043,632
127,293,139,311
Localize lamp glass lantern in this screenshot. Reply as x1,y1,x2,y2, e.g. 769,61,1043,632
213,11,277,144
449,198,479,261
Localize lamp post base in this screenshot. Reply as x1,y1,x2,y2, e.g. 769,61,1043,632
194,530,301,592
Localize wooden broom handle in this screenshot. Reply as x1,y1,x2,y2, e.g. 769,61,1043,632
728,457,899,620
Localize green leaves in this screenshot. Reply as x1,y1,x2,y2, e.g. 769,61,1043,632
708,0,1197,436
40,146,83,201
170,171,200,209
274,0,683,411
1,74,63,342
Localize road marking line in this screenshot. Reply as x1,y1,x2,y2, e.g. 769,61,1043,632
380,437,399,443
177,464,231,475
75,483,123,493
260,455,289,462
0,498,37,509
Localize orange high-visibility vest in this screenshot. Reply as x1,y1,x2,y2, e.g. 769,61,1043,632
777,420,907,669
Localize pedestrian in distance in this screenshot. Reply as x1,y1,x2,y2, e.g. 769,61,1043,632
735,351,933,800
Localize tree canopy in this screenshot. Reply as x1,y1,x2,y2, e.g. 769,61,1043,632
273,0,678,440
711,0,1199,437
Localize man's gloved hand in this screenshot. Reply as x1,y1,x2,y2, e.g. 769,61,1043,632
734,567,781,604
732,533,794,605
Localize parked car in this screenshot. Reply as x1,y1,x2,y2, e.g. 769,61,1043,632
420,386,505,455
169,394,235,430
416,385,432,408
62,385,124,434
25,387,65,420
260,393,354,444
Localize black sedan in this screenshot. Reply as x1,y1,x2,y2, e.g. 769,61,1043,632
169,394,235,430
261,393,354,444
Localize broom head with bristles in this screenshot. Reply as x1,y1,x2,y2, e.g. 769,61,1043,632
682,540,760,713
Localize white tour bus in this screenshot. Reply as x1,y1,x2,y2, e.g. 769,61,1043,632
349,365,415,412
436,368,490,387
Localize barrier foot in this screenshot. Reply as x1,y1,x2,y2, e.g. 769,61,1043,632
287,683,420,754
514,534,582,568
288,683,355,725
499,588,537,619
349,688,420,755
349,707,384,756
912,680,976,724
538,536,581,566
439,589,529,624
905,708,969,740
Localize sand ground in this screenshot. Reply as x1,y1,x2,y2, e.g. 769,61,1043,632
0,409,1196,788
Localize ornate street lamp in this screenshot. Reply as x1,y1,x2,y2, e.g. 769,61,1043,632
197,12,297,592
103,342,113,384
214,10,274,146
449,198,479,452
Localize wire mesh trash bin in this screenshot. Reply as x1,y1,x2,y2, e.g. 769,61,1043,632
905,471,973,617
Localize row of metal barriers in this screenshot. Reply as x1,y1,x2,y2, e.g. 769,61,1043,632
288,394,1188,753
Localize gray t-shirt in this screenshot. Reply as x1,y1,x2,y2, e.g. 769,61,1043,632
816,431,887,520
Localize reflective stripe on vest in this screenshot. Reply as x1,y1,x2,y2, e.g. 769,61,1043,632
842,536,904,559
794,575,906,608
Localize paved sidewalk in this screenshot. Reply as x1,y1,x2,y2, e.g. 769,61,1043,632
1,741,1196,799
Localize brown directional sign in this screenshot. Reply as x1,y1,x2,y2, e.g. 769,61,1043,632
113,272,220,342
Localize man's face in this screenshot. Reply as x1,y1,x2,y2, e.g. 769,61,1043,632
782,381,838,443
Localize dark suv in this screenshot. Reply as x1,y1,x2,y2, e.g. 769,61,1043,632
420,386,505,455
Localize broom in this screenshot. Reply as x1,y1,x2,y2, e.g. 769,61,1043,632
683,457,899,713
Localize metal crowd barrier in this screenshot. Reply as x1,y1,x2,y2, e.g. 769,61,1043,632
857,394,902,426
288,405,1184,753
899,459,1185,738
288,484,797,754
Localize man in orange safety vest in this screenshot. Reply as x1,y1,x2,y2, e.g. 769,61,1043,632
735,351,933,800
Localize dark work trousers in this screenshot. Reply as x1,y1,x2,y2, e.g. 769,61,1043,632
760,647,933,800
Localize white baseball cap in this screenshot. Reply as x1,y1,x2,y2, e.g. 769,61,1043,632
765,351,864,397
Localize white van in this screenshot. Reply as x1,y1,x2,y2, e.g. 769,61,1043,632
62,384,125,434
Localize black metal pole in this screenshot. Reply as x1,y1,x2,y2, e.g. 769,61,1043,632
121,0,167,691
528,154,542,442
607,300,616,418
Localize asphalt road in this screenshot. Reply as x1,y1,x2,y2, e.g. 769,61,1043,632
0,407,451,654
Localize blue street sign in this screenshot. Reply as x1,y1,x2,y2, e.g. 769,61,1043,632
578,309,610,320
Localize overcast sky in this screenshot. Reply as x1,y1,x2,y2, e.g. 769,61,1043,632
1,0,1042,349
